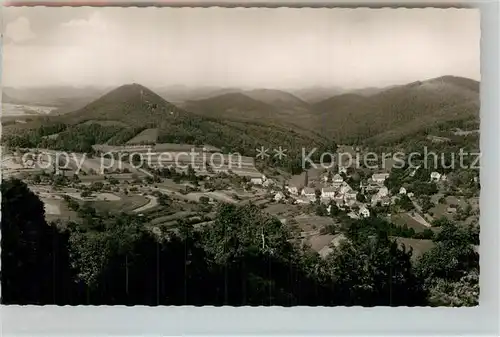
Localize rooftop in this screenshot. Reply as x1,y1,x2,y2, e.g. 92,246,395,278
321,187,336,193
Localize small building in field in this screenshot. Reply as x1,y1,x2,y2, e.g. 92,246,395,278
332,173,344,184
399,187,407,195
359,206,370,218
372,173,390,183
430,171,442,182
250,177,263,185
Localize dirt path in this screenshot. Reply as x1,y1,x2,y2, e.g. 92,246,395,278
133,195,158,213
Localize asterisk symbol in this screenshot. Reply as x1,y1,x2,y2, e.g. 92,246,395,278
273,146,287,160
255,146,270,160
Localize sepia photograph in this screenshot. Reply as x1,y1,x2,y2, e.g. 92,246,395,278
1,6,480,307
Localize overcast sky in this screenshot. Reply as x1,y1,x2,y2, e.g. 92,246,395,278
2,7,480,89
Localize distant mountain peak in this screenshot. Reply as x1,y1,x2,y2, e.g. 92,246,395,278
60,83,187,126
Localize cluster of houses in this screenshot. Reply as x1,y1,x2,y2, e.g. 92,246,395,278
283,173,360,207
275,171,400,219
269,162,458,220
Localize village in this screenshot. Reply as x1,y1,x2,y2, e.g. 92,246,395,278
1,142,480,259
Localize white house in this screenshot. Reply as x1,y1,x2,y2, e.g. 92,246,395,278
430,171,441,182
301,187,316,200
338,166,347,174
251,177,263,185
274,191,285,202
332,173,344,184
321,187,336,200
372,173,390,183
359,206,370,218
399,187,407,195
286,186,299,195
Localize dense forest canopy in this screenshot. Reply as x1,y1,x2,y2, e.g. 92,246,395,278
1,178,479,306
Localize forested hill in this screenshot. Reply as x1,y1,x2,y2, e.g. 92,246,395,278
310,76,480,144
1,83,333,172
59,83,188,126
2,76,480,151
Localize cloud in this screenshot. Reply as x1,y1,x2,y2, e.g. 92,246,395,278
60,12,107,31
4,17,36,43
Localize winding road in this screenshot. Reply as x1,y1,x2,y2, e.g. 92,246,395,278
133,195,159,213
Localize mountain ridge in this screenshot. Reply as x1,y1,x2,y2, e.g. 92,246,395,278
2,75,479,147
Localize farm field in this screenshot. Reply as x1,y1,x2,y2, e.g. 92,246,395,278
294,215,336,233
391,213,429,231
393,237,436,259
263,203,303,217
307,234,336,252
89,194,150,213
43,198,79,223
